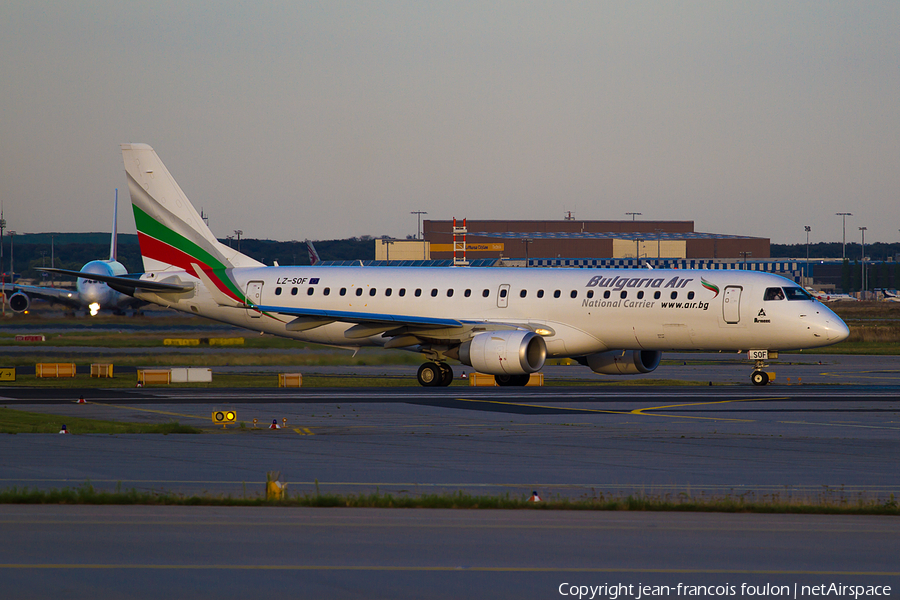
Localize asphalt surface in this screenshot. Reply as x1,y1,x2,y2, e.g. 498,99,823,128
0,507,897,600
1,354,898,598
1,381,898,499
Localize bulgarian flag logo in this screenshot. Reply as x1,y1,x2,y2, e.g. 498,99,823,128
701,278,720,298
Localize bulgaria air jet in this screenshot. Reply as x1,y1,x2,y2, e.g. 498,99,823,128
52,143,849,387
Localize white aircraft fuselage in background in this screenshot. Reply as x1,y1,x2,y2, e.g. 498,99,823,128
65,144,850,386
6,194,143,315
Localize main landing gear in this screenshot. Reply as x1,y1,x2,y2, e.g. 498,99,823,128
417,362,454,387
495,374,530,386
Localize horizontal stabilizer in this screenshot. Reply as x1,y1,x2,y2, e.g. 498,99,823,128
191,264,246,308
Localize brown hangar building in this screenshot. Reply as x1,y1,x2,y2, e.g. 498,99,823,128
422,219,769,261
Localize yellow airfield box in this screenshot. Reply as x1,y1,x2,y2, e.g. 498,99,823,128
469,373,544,387
279,373,303,388
36,363,76,378
91,364,113,378
164,338,200,346
212,410,237,428
207,337,244,346
137,369,171,385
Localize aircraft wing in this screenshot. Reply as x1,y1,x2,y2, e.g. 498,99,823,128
0,282,83,309
255,303,522,342
37,268,194,293
256,304,463,329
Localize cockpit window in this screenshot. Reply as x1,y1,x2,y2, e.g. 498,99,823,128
784,287,813,301
765,287,813,301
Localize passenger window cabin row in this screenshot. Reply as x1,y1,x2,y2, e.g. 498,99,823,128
272,286,696,301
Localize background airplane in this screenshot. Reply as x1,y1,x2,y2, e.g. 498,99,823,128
805,287,859,303
878,289,900,302
2,192,146,316
306,240,320,266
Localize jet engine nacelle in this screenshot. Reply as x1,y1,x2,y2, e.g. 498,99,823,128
8,292,30,313
584,350,661,375
459,330,547,376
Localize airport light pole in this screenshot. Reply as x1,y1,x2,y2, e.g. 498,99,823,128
836,213,852,260
859,227,867,295
740,251,752,269
805,226,811,286
8,232,14,280
410,211,427,240
234,230,242,252
625,212,641,221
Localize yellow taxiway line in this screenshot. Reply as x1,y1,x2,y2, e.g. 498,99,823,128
455,396,771,422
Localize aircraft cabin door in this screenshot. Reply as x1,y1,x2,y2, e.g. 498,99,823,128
497,284,510,308
246,281,264,318
722,285,742,324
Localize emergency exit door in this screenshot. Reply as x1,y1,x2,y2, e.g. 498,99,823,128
497,284,510,308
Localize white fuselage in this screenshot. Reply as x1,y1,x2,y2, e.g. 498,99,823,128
137,266,849,355
76,260,133,313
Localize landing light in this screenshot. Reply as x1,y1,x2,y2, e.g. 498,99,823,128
534,327,555,337
89,302,100,316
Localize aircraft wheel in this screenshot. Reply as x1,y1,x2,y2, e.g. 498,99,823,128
496,374,530,387
417,362,442,387
495,374,513,386
438,363,454,387
751,371,769,386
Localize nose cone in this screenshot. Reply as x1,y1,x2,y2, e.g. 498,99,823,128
80,282,112,309
825,317,850,342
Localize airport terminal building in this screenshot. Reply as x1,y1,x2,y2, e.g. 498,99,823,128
422,219,770,261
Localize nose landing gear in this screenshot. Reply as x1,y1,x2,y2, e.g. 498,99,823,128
748,350,777,386
751,369,769,386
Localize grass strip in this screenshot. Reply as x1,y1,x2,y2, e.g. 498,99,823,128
0,408,201,434
0,484,897,515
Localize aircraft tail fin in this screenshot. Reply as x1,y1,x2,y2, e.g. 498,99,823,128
121,144,262,273
109,189,119,262
306,239,321,265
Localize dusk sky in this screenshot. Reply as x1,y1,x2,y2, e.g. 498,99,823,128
2,2,898,246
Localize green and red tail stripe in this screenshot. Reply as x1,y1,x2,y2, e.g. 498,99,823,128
133,205,247,306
